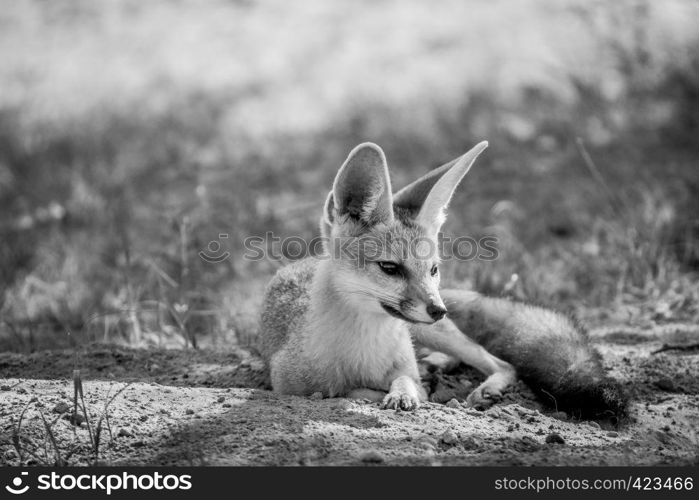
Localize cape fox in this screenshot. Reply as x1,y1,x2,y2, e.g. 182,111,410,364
260,141,627,418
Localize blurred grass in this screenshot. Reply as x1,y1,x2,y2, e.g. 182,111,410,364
0,0,698,351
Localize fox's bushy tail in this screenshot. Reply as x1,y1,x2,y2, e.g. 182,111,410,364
441,289,629,421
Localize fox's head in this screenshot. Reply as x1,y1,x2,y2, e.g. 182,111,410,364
320,141,488,324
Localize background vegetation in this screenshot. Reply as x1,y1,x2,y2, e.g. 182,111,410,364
1,0,697,351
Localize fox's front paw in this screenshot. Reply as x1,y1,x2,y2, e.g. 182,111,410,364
381,391,420,411
465,370,515,409
465,384,502,409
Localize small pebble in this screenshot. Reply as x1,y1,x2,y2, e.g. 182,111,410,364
360,451,384,464
545,433,565,445
117,428,133,438
461,436,480,450
445,398,461,409
607,431,619,438
654,378,676,392
584,421,602,430
53,402,71,414
416,435,438,450
185,409,195,415
513,436,540,452
309,392,323,400
66,413,86,426
217,396,225,403
440,429,459,446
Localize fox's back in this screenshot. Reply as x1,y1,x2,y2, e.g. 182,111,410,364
259,257,318,362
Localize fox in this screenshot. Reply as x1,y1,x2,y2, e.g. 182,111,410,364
260,141,628,418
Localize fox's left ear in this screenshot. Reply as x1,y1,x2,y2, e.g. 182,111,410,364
319,191,334,240
394,141,488,236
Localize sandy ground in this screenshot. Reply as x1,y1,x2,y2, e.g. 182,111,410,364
1,325,698,466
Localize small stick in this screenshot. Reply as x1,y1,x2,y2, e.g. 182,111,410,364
540,388,558,413
652,342,699,355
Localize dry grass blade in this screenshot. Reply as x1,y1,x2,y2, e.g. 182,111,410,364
12,399,34,462
93,383,131,463
574,138,630,219
37,407,65,466
147,259,179,288
79,390,95,450
71,369,79,433
73,369,95,448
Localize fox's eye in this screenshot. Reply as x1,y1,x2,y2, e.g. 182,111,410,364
430,264,439,277
377,261,400,276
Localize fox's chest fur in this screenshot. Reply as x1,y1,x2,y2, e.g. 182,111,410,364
304,297,412,396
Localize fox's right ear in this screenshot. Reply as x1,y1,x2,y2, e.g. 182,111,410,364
331,142,394,227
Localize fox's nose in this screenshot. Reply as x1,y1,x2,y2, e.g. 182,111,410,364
426,303,447,321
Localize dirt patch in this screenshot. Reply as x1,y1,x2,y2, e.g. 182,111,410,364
0,346,268,389
1,326,698,466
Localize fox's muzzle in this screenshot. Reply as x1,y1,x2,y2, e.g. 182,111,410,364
426,302,447,321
